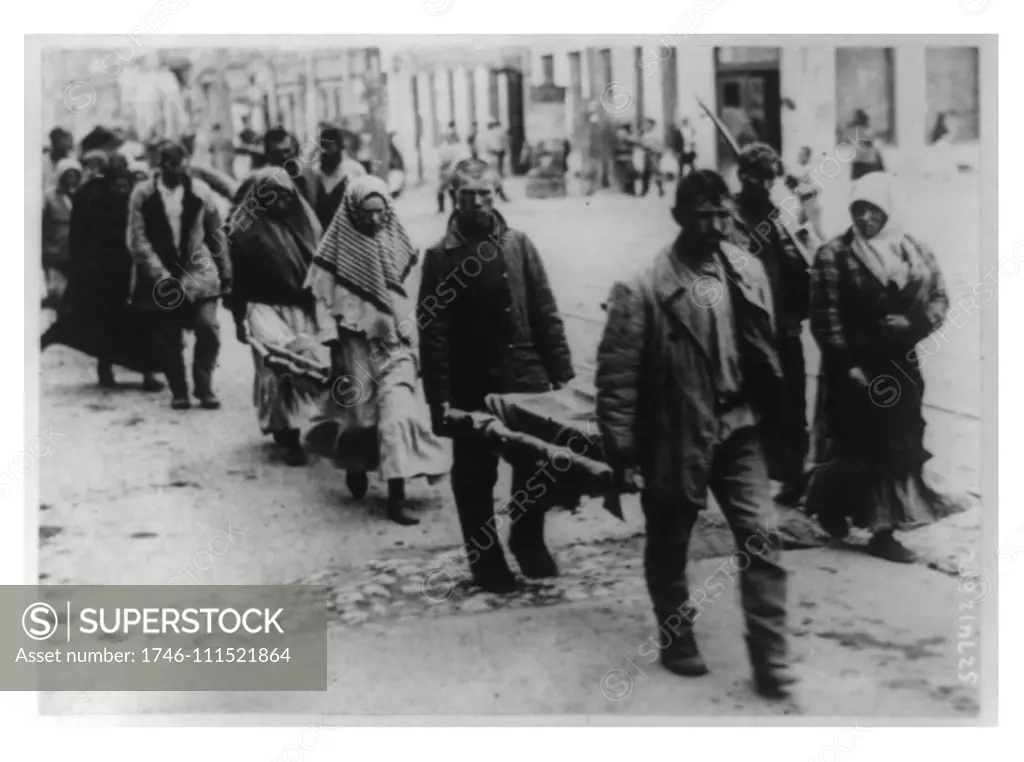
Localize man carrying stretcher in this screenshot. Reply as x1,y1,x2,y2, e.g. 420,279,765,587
418,158,575,593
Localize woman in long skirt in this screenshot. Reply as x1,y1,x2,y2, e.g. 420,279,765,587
228,168,326,465
305,175,450,525
805,172,960,562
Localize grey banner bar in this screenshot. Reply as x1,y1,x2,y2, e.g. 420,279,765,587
1,586,328,691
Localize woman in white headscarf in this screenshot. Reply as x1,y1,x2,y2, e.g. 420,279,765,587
304,175,450,525
805,172,961,563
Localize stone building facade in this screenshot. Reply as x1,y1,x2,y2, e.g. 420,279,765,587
385,41,986,183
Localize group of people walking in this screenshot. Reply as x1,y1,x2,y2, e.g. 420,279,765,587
595,141,956,697
41,118,957,700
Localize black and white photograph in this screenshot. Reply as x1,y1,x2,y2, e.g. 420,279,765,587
12,4,1008,744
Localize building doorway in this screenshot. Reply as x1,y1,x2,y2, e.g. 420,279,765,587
714,47,781,172
498,68,526,175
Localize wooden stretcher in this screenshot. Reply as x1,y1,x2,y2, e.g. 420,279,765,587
248,340,628,518
443,388,628,520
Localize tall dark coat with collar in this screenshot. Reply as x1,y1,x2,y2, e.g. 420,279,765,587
417,213,575,432
127,172,230,311
731,194,811,338
595,239,787,506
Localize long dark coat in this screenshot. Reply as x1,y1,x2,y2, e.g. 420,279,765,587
417,213,574,432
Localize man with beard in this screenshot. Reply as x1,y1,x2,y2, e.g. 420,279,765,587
310,125,367,229
731,142,811,507
595,169,795,699
418,158,574,592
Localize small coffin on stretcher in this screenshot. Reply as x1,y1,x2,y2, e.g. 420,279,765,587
444,387,629,520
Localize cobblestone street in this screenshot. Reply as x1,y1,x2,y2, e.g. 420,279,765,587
38,170,985,716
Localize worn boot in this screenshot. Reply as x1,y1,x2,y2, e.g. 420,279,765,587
508,505,558,579
97,359,117,389
657,613,709,677
141,373,164,392
277,429,307,467
468,549,520,594
386,479,419,526
867,530,916,564
747,636,797,699
346,471,369,499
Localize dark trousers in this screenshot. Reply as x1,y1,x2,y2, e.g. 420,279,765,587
493,151,506,178
450,438,546,570
641,427,788,657
437,188,456,213
160,299,221,399
641,161,663,196
778,334,809,484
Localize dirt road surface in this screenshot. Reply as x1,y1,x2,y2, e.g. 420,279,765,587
37,169,985,718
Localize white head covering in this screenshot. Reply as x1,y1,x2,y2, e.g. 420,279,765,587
55,157,82,181
849,172,912,287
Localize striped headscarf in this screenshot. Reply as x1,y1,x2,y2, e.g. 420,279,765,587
310,175,416,315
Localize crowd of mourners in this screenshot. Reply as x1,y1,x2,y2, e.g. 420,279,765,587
40,113,960,700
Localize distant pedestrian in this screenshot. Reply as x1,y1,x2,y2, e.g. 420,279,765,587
436,129,470,214
307,125,366,229
845,109,885,180
481,121,508,177
806,172,959,562
41,158,81,309
208,123,236,178
785,145,826,242
639,118,664,198
43,127,74,192
614,123,637,195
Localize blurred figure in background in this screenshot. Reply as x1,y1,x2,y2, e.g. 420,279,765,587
614,123,637,195
639,118,664,198
310,125,366,229
43,127,75,192
845,109,885,180
784,145,826,242
209,123,237,178
924,111,959,181
481,121,509,178
41,158,82,310
437,129,470,214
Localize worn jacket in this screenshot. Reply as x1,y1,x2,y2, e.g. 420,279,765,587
732,198,811,338
418,214,574,430
595,240,787,506
127,172,230,310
